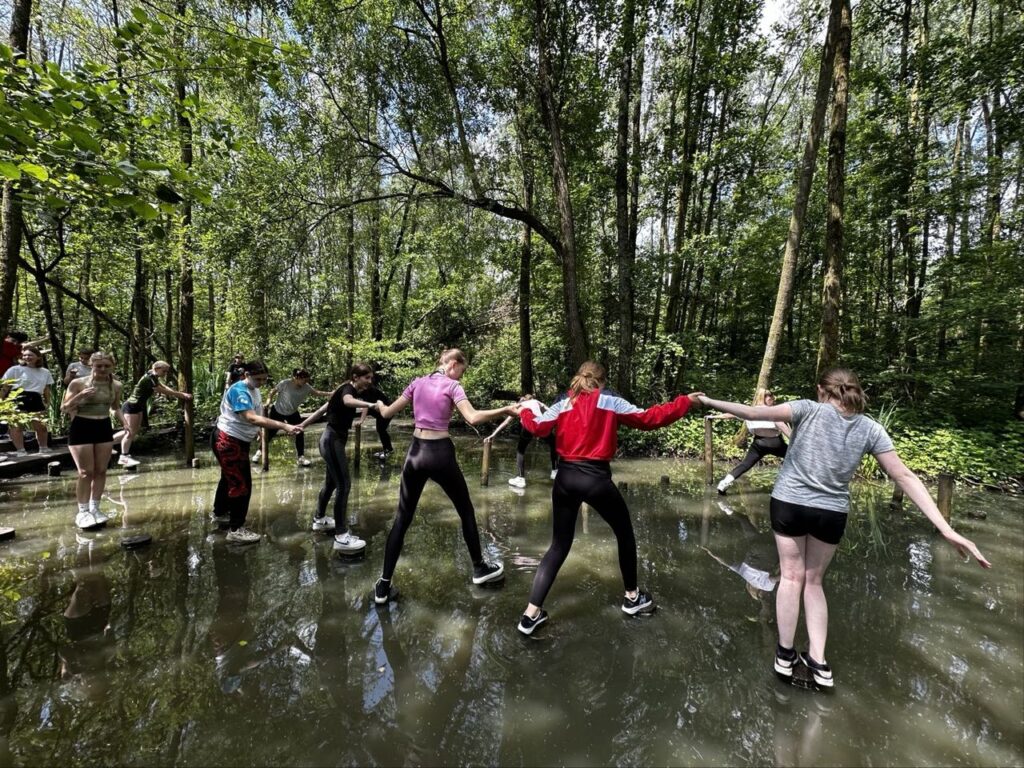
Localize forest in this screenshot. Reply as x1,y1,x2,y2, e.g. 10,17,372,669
1,0,1021,483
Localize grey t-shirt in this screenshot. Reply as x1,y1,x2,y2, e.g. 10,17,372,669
772,399,894,512
272,380,313,416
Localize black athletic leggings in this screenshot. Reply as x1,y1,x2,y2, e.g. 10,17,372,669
380,437,482,580
528,460,637,607
516,430,558,477
731,435,787,480
317,425,351,533
265,407,305,456
363,387,393,453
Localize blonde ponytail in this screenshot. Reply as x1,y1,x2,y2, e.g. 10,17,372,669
569,361,607,400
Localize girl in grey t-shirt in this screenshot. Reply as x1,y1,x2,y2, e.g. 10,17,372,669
698,368,990,690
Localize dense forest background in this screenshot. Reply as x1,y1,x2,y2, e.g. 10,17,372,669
1,0,1021,479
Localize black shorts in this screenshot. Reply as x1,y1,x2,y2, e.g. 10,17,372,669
15,391,45,414
122,401,146,415
69,416,115,446
770,497,848,545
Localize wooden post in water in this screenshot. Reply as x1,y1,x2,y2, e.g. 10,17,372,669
937,473,954,522
353,424,361,468
260,427,269,473
481,438,491,486
46,461,61,477
704,418,714,486
890,484,904,509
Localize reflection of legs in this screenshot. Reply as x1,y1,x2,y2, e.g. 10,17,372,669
773,533,806,649
380,449,430,580
585,480,638,593
802,536,837,662
527,480,581,607
431,452,483,565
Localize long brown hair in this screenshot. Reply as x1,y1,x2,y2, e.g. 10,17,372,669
348,362,373,380
568,361,606,400
818,367,868,413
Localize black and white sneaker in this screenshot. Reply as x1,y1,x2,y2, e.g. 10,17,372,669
472,561,504,584
799,652,835,688
517,610,549,636
374,578,397,605
774,645,798,678
621,589,656,615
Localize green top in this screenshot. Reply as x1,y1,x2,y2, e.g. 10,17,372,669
77,376,115,418
125,371,159,407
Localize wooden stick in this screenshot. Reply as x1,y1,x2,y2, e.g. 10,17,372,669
353,424,362,468
481,438,491,486
487,416,514,442
704,418,714,486
938,473,954,521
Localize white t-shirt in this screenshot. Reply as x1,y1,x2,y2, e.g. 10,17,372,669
745,419,779,433
66,361,91,379
3,365,54,393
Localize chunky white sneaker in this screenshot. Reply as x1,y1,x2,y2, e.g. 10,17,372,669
13,450,27,457
508,476,526,489
311,516,336,533
333,532,366,553
251,450,262,464
89,509,110,525
118,455,140,467
717,474,734,495
297,457,312,467
226,527,261,544
75,511,104,530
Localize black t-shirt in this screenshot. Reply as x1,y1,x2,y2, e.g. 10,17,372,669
326,383,359,434
227,363,246,384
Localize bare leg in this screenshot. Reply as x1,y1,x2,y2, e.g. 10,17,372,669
122,412,142,455
773,533,807,649
802,536,838,662
33,419,49,450
9,426,24,452
69,444,95,504
91,442,113,500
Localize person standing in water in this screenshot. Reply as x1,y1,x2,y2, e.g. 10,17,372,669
372,349,517,603
712,388,791,494
61,351,122,530
299,362,384,553
697,368,990,689
507,394,560,489
211,360,303,544
515,361,703,635
253,368,331,467
118,361,192,467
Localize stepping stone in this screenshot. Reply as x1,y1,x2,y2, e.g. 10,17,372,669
0,526,15,541
121,533,153,550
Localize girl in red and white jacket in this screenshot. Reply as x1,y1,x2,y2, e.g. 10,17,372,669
515,361,703,635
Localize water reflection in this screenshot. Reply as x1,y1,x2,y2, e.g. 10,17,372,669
0,433,1019,765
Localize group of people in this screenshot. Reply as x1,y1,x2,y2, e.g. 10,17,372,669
2,335,993,690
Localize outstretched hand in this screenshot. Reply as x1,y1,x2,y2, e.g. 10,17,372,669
944,530,992,569
284,424,303,436
688,392,706,407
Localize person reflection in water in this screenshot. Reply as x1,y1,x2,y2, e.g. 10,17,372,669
60,541,114,702
208,544,257,694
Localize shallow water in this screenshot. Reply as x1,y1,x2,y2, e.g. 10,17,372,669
0,427,1021,766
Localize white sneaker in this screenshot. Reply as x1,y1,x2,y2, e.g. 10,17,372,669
226,527,261,544
550,469,558,480
251,450,262,464
37,447,53,455
13,450,27,457
717,475,734,494
297,457,312,467
118,455,140,467
508,476,526,488
75,511,104,530
333,532,366,553
311,516,336,532
89,508,110,525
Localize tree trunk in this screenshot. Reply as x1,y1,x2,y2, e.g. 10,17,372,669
535,0,589,370
614,0,638,396
345,166,355,371
0,0,33,334
174,0,194,463
755,0,842,394
519,176,535,394
815,0,852,380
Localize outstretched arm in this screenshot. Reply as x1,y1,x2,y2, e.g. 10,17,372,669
455,399,518,426
874,451,990,568
378,395,410,420
697,396,792,423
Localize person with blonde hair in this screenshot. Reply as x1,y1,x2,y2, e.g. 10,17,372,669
373,348,518,603
515,361,703,635
61,351,122,529
712,388,791,494
697,368,990,689
117,361,192,467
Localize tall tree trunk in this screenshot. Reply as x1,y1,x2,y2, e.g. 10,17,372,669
345,166,355,371
131,234,149,379
535,0,589,370
519,175,535,394
175,0,194,463
815,0,852,380
614,0,638,396
207,276,216,375
755,0,842,393
0,0,33,334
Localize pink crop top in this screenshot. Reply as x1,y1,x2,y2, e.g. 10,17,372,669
402,372,468,431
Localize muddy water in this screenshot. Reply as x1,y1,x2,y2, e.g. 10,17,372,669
0,427,1020,766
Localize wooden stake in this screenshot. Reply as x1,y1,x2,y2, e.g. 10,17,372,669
890,484,904,509
481,438,491,486
938,473,954,522
47,461,61,477
704,418,714,486
353,424,362,468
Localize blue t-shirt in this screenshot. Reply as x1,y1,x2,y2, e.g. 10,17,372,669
217,380,262,442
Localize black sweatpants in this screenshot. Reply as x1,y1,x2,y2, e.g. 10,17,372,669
380,437,482,580
515,430,558,477
264,407,305,456
731,435,787,479
363,387,394,453
317,426,352,533
527,460,637,607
